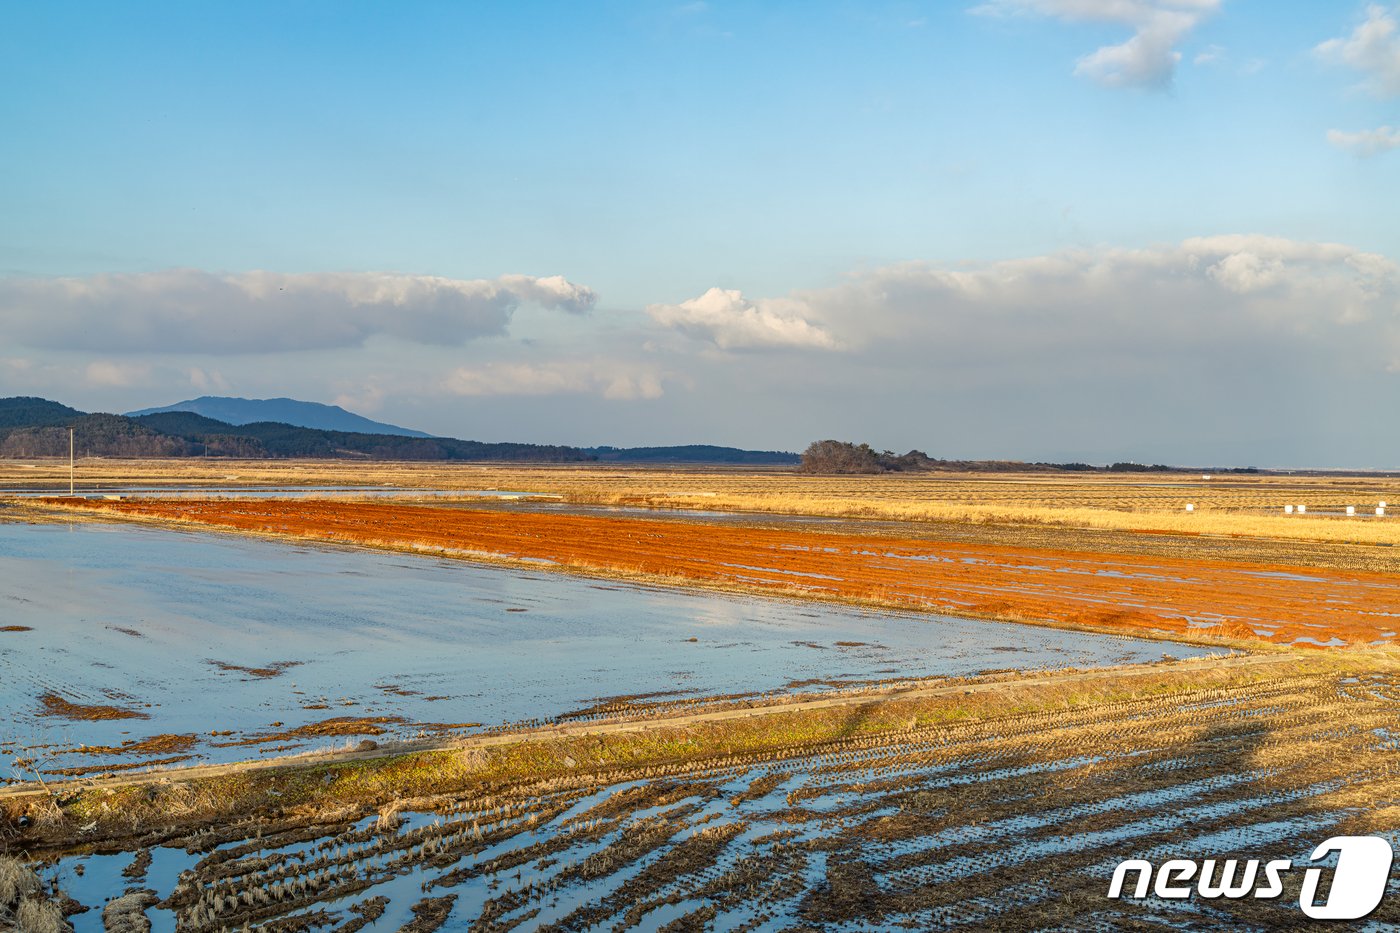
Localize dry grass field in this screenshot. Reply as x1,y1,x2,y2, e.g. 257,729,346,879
5,457,1400,546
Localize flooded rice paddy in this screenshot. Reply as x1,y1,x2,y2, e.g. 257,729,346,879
39,669,1400,931
0,518,1216,778
52,497,1400,648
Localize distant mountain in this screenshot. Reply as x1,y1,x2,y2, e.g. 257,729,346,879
126,396,432,438
0,396,802,465
587,445,800,465
0,397,588,462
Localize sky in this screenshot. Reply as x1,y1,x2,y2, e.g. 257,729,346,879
2,1,1399,466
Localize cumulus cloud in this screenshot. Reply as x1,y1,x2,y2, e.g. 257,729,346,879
1327,125,1400,156
0,269,597,355
973,0,1221,89
646,287,837,350
441,361,665,400
1315,4,1400,98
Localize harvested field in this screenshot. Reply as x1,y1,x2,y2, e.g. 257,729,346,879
7,462,1400,926
6,458,1400,545
47,497,1400,647
30,659,1400,930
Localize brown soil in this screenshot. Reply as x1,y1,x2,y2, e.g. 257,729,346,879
48,498,1400,647
38,692,149,721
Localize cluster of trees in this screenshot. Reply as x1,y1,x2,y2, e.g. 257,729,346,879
798,439,1262,475
799,440,936,474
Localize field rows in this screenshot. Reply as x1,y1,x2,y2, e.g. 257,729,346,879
9,460,1400,547
44,669,1400,931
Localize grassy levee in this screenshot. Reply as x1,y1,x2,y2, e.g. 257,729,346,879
3,650,1387,855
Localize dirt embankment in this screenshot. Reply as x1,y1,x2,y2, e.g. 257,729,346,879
43,498,1400,647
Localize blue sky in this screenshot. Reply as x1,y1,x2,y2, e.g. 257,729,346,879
2,2,1399,465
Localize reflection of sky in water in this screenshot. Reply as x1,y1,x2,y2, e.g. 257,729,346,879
0,520,1219,773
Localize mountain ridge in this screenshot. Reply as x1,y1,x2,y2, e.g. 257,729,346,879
126,396,432,437
0,397,800,464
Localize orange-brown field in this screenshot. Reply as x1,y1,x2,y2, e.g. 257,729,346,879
8,458,1400,546
45,497,1400,647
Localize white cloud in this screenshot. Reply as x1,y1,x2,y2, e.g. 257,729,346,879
1193,43,1224,65
441,361,665,400
1315,4,1400,97
331,380,387,415
2,356,177,395
1327,125,1400,156
84,360,153,388
973,0,1221,89
647,287,838,350
0,269,597,355
187,366,231,393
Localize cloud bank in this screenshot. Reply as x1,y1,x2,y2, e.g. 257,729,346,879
973,0,1221,89
441,360,665,400
0,270,597,354
706,236,1400,377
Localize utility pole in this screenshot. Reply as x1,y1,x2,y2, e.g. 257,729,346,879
69,427,75,496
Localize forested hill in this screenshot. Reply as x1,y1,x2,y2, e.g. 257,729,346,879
0,397,801,464
0,397,588,461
